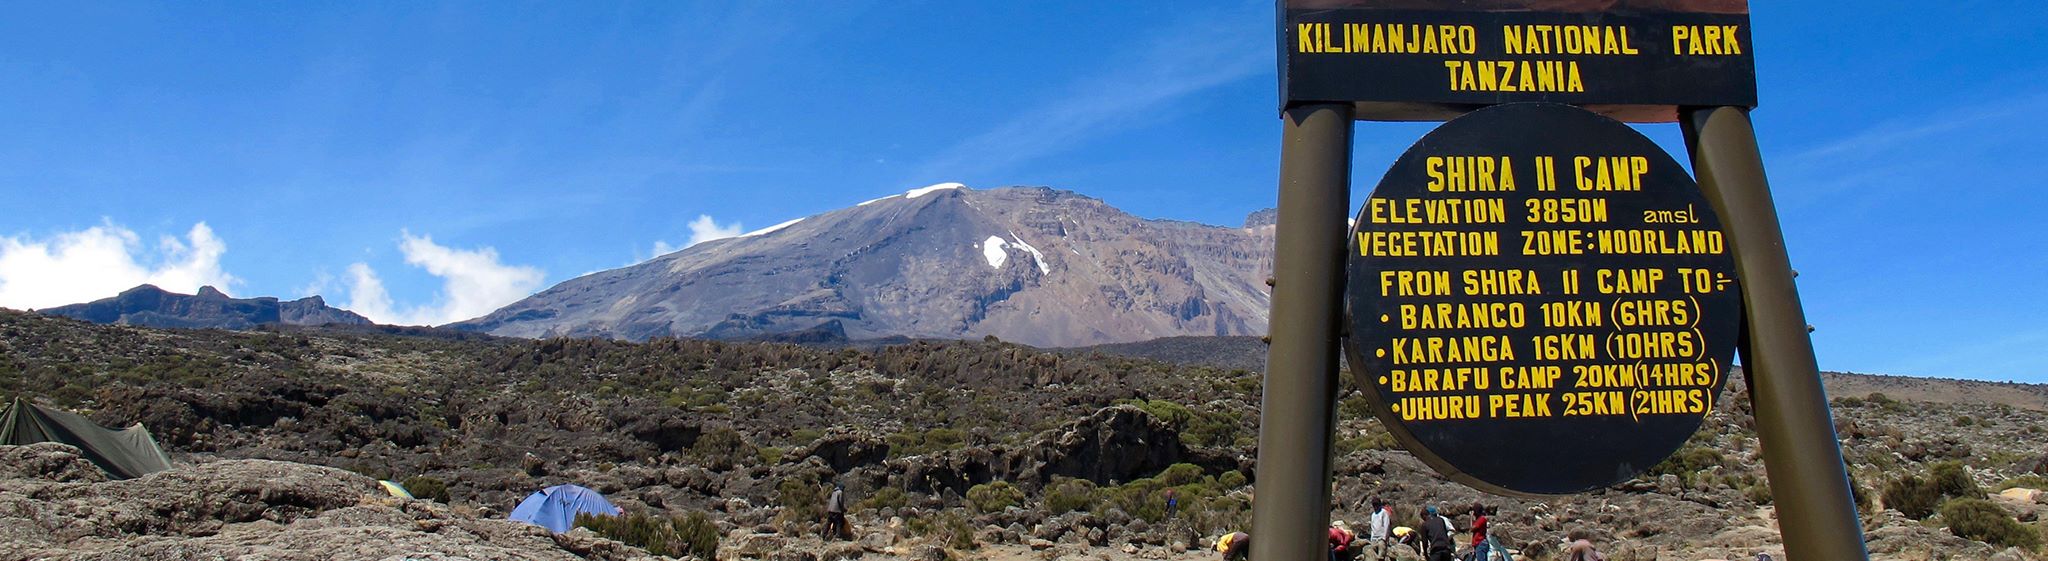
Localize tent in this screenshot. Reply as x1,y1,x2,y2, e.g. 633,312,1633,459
379,480,415,499
1,397,173,479
509,484,621,533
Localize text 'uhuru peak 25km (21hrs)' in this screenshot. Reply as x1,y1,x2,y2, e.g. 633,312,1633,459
1343,102,1742,496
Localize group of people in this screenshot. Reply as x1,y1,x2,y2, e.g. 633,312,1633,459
1220,499,1566,561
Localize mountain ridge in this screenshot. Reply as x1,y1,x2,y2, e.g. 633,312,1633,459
36,284,371,330
452,185,1277,347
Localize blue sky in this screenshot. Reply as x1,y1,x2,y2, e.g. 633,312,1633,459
0,1,2043,381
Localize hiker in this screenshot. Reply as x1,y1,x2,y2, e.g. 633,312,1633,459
1164,488,1179,520
1468,503,1490,561
1367,498,1392,560
822,482,848,540
1563,532,1606,561
1419,505,1455,561
1217,531,1252,561
1328,520,1358,561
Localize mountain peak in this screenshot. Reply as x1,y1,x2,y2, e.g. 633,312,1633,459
454,185,1276,346
195,286,228,299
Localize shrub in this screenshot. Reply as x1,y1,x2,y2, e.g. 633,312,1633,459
1159,463,1205,486
1941,498,2042,550
1883,475,1942,519
574,510,720,559
776,477,824,528
1647,445,1726,487
967,481,1026,513
860,485,908,511
692,428,757,471
1217,470,1248,489
1045,477,1099,514
1929,461,1983,500
1998,474,2048,491
401,475,451,503
1955,416,1977,427
908,510,976,550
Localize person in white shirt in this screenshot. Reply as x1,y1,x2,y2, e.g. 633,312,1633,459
1367,498,1392,559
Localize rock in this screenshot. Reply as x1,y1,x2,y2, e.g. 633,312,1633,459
1029,538,1057,550
909,544,949,561
0,452,665,560
769,550,818,561
858,532,893,551
731,533,787,559
0,443,108,483
821,542,865,561
787,432,890,472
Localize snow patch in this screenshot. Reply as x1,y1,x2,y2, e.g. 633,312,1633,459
1009,234,1049,275
980,235,1009,268
856,195,895,206
906,182,965,199
739,218,803,238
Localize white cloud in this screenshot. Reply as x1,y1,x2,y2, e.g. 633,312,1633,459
341,231,545,326
0,221,238,309
686,214,743,247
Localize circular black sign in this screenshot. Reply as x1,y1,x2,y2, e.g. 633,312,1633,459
1344,103,1742,496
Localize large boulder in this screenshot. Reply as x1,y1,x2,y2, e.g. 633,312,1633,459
0,446,674,560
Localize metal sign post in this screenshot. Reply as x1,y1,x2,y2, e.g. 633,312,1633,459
1250,102,1354,561
1682,105,1868,561
1256,2,1869,560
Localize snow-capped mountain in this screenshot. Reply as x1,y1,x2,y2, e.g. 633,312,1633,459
451,184,1275,347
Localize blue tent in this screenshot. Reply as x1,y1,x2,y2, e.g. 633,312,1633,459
509,484,621,533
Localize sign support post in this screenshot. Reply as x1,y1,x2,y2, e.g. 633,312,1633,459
1251,102,1354,561
1681,105,1870,561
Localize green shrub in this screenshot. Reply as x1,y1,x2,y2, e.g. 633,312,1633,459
887,428,970,457
967,481,1026,513
1159,463,1205,486
1647,445,1725,487
692,428,757,471
1217,470,1248,489
401,475,450,503
1045,477,1099,514
1930,461,1983,500
775,477,824,527
860,485,908,511
574,510,720,559
1955,416,1977,427
1883,475,1942,519
908,510,975,551
1998,474,2048,491
1941,498,2041,550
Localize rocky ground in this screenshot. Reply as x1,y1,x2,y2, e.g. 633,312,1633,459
2,309,2046,560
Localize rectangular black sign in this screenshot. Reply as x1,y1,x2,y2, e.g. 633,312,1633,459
1280,1,1755,122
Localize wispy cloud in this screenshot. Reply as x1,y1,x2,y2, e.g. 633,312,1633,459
911,9,1268,181
0,221,238,309
1773,91,2048,211
341,231,544,326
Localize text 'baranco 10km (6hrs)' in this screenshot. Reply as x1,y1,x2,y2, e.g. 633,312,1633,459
1343,102,1742,496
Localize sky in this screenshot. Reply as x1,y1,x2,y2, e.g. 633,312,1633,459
0,1,2043,382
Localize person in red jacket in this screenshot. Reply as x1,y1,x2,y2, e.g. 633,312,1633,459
1469,503,1491,561
1328,521,1358,561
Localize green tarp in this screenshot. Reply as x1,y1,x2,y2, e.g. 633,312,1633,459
2,397,172,479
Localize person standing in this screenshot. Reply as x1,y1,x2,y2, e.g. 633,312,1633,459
822,483,848,540
1469,503,1490,561
1367,498,1392,560
1419,505,1454,561
1164,488,1179,520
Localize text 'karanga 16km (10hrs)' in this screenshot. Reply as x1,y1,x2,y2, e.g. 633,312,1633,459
1343,102,1742,496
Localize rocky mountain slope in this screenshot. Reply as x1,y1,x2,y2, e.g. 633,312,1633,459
4,311,2047,560
37,284,370,329
452,185,1275,347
